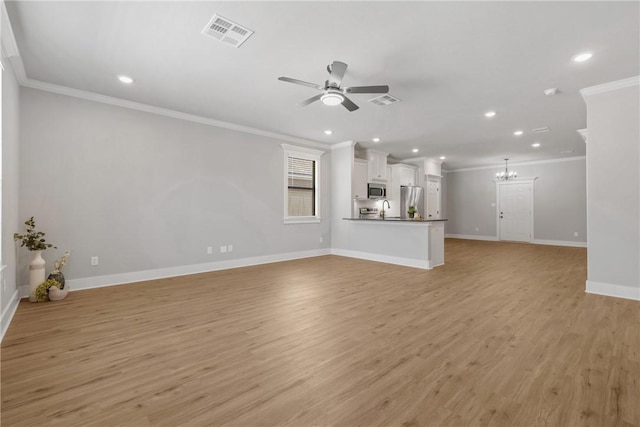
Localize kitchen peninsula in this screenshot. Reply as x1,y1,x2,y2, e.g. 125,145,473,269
341,217,446,269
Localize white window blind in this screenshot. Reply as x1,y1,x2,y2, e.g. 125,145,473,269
281,144,324,224
287,157,316,217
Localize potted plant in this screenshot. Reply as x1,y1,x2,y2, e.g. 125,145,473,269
14,217,57,301
407,206,417,219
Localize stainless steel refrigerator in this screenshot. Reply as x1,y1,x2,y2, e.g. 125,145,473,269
400,185,424,219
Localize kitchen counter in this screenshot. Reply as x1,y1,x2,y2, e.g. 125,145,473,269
335,217,446,269
343,217,447,222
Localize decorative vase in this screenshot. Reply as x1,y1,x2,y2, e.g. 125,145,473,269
408,213,415,219
29,250,46,301
48,285,69,301
47,271,65,289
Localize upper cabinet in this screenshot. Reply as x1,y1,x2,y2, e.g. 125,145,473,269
392,164,417,187
424,158,442,177
353,159,368,200
366,149,389,182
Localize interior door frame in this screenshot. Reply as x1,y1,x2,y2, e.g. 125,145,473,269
495,177,538,242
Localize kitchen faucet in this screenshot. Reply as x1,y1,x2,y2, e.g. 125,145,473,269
381,200,390,219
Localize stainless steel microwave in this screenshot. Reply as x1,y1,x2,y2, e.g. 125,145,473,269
367,183,386,199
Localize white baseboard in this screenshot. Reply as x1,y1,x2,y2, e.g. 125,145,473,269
445,234,587,248
331,249,431,269
532,239,587,248
64,248,331,292
586,280,640,301
445,234,498,241
1,288,21,342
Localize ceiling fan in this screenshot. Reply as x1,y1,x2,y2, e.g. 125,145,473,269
278,61,389,112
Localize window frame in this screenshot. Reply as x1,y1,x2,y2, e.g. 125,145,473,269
281,144,324,224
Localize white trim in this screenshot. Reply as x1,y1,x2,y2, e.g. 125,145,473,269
330,248,431,270
531,239,587,248
1,289,20,343
330,140,356,150
1,13,327,147
283,217,320,224
60,249,331,292
444,156,586,173
577,128,588,143
586,280,640,301
445,234,498,241
0,2,20,59
280,144,326,157
580,76,640,98
496,179,536,243
21,78,328,148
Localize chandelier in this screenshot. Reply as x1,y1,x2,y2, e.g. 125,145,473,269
496,158,517,181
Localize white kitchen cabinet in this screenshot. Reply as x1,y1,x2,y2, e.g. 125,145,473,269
353,159,368,199
366,150,389,182
387,164,418,217
395,164,417,186
424,158,442,177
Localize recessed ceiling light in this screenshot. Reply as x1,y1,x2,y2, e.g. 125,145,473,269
513,130,524,136
484,111,496,118
324,130,333,135
412,148,419,153
117,75,134,84
440,156,446,160
372,137,381,143
572,52,593,62
531,143,541,148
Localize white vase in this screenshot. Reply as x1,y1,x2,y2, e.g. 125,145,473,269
29,250,46,301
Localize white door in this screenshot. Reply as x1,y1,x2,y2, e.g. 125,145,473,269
498,182,532,242
426,179,440,219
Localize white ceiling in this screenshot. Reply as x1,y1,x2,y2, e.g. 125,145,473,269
5,1,639,169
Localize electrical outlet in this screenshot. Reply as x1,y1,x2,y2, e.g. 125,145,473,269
207,246,213,254
319,236,323,243
91,256,99,266
228,245,233,252
220,246,227,254
2,279,6,294
475,227,479,232
574,232,579,237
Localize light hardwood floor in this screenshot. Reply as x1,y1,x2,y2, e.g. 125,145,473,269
1,239,638,426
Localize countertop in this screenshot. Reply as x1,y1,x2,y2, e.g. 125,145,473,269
343,217,448,223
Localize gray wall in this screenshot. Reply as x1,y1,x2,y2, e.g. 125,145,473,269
584,82,639,291
1,56,21,318
17,88,330,287
445,157,587,243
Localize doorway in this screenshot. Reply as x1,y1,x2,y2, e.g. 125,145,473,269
497,180,535,242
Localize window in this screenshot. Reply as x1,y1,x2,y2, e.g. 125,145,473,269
281,144,324,224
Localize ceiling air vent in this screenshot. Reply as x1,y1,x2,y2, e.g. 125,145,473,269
369,94,401,107
202,14,254,48
532,126,550,133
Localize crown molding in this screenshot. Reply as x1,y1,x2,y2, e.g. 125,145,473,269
444,156,586,173
21,78,329,148
0,1,20,59
2,7,329,150
576,128,588,143
330,140,356,150
580,76,640,99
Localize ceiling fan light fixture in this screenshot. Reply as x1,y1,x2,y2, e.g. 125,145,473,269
321,92,344,106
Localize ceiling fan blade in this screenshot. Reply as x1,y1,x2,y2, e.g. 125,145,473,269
341,95,359,112
278,77,324,91
344,85,390,94
328,61,348,87
299,94,323,107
